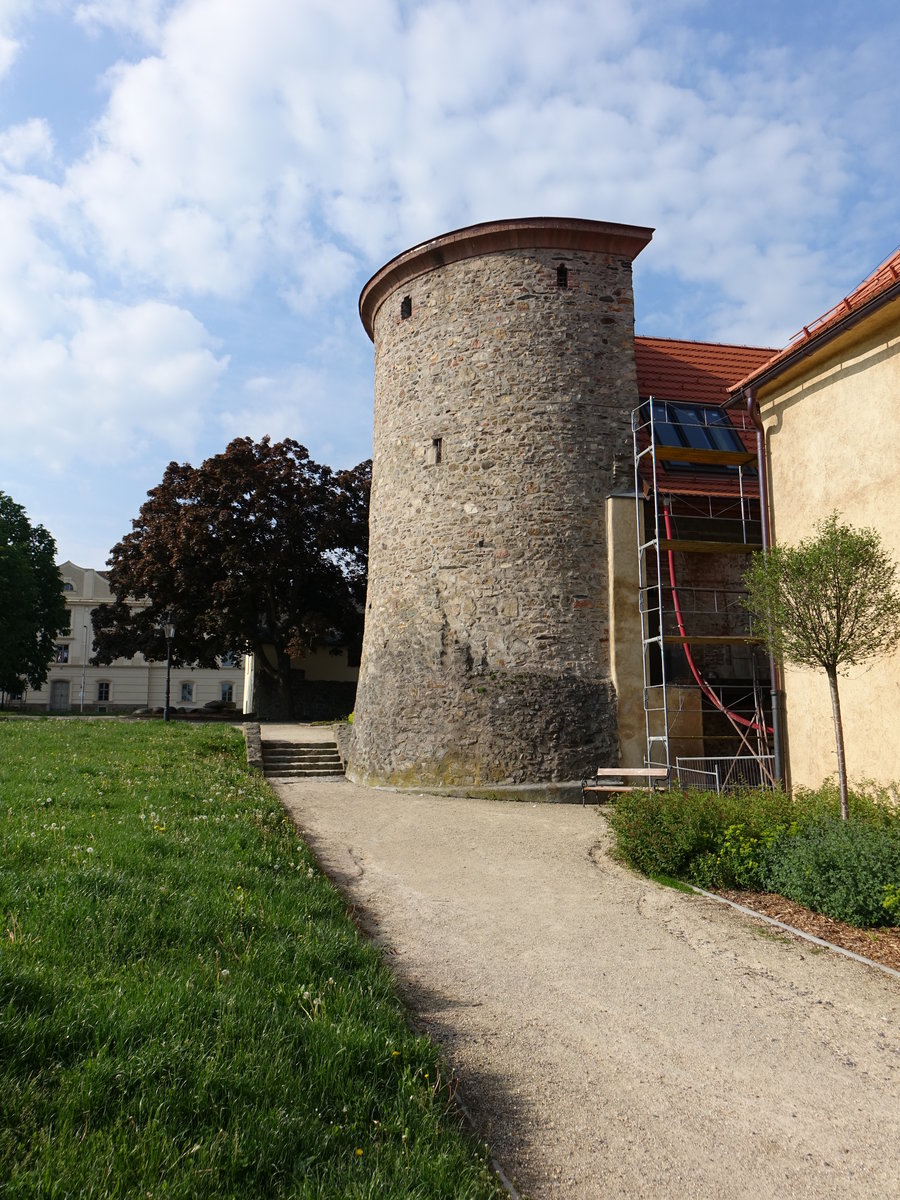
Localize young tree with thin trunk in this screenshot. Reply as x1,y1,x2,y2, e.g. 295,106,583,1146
744,512,900,819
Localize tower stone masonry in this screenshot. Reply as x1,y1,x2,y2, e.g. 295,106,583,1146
348,217,653,788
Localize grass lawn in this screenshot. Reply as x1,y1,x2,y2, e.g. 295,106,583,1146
0,719,503,1199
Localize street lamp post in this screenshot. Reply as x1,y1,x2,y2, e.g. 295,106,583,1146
163,616,175,722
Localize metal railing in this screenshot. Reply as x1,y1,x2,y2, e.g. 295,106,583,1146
675,755,777,793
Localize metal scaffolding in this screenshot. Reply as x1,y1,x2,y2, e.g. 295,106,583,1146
632,399,776,789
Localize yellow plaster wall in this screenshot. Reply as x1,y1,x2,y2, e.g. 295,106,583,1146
292,644,360,683
259,642,359,682
654,686,704,765
757,300,900,788
607,495,646,767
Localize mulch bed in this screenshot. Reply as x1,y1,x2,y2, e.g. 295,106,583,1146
715,890,900,973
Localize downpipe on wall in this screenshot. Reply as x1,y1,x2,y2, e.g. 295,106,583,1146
746,388,785,787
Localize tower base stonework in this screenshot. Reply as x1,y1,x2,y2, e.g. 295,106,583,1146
348,218,653,788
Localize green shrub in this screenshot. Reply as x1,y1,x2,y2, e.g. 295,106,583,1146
762,819,900,927
606,787,721,879
794,778,900,828
607,786,796,887
691,820,795,891
607,780,900,926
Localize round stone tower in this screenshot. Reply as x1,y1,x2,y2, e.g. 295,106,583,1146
348,216,653,789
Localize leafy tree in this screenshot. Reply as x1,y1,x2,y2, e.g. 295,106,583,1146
744,512,900,818
93,438,370,716
0,492,68,700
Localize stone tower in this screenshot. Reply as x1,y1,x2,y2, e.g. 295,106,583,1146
348,217,653,789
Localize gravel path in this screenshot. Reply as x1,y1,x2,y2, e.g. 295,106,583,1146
270,764,899,1199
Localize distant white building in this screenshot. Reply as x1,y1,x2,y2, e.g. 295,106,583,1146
22,561,244,714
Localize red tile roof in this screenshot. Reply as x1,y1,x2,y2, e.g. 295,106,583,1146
732,244,900,391
634,337,776,405
630,339,766,499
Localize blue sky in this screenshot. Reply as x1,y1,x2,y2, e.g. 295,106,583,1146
1,0,898,568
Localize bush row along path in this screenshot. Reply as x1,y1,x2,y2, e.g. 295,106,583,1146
267,735,899,1199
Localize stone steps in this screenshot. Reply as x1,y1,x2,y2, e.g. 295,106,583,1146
262,740,344,778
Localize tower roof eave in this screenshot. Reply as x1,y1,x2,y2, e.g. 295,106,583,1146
359,216,654,340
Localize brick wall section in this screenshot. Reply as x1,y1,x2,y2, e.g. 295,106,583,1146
349,238,644,787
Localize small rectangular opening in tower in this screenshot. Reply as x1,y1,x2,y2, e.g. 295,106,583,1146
429,436,443,465
400,295,412,319
556,263,568,288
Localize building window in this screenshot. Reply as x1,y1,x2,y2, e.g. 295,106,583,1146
428,437,443,466
62,581,75,592
97,681,110,702
556,263,568,288
221,683,234,704
54,644,69,663
400,295,412,319
180,682,194,703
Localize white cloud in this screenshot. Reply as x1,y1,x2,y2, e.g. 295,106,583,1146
0,0,35,80
280,240,359,315
219,358,372,469
1,0,899,511
73,0,170,46
0,32,19,78
53,0,896,354
0,295,226,470
0,166,227,469
0,117,54,169
0,126,226,474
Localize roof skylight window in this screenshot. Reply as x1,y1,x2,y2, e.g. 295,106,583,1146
643,401,754,474
649,401,746,455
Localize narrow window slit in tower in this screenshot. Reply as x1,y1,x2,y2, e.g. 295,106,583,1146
400,295,412,319
556,263,568,289
431,437,443,465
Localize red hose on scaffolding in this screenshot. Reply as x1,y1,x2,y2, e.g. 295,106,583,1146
662,505,773,735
